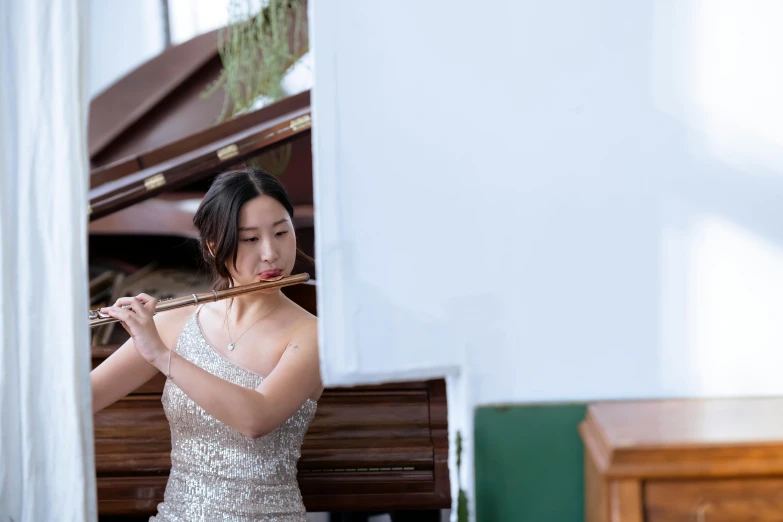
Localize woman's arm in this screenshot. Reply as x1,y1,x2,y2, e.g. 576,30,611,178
90,305,194,413
104,296,321,439
91,337,159,413
157,321,319,438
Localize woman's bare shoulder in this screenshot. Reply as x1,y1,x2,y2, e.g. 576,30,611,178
153,304,199,348
284,313,318,356
291,315,317,336
282,301,317,339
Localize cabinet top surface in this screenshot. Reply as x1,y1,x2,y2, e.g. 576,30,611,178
587,397,783,449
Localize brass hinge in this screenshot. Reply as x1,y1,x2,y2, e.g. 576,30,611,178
144,173,166,191
290,114,311,132
217,143,239,161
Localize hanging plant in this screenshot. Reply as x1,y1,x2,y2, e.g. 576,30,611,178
203,0,308,122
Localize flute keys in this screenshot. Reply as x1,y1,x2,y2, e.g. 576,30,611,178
88,309,112,319
88,303,132,321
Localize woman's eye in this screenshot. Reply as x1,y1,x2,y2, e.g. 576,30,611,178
275,231,288,237
242,237,258,242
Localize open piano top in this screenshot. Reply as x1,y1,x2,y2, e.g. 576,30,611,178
88,27,449,519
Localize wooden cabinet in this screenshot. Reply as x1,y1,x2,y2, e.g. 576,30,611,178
580,398,783,522
645,479,783,521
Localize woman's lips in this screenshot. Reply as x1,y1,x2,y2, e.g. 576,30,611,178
259,270,283,281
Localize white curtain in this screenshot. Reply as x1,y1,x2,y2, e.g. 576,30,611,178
0,1,95,521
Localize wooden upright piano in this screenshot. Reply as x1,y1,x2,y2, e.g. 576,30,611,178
88,30,450,521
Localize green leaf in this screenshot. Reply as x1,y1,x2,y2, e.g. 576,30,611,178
458,489,469,522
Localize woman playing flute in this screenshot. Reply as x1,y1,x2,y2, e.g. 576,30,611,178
91,168,323,521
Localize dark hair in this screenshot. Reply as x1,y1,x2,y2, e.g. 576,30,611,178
193,167,311,290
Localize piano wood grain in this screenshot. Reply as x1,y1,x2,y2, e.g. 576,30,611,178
93,376,449,513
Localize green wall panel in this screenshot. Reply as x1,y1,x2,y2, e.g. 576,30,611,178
474,403,587,521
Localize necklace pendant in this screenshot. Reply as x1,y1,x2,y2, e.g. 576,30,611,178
227,343,235,351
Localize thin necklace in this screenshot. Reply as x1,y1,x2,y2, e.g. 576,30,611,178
226,298,281,352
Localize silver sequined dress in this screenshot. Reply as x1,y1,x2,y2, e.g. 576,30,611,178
149,311,318,522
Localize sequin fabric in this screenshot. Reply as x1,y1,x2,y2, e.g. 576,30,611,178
149,311,317,522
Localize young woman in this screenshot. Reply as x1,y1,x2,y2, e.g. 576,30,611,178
91,168,323,521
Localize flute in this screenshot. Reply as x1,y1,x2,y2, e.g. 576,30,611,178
88,273,310,328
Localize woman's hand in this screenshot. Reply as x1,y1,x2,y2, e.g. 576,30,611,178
101,294,168,367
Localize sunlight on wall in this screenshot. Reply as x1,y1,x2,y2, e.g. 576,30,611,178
690,215,783,395
661,212,783,397
654,0,783,397
689,0,783,176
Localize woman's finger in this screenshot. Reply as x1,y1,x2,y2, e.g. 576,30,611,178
135,293,158,312
127,297,147,316
105,307,137,326
112,296,138,308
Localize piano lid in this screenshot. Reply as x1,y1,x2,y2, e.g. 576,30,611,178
88,29,227,168
89,0,310,171
88,92,311,221
86,20,313,222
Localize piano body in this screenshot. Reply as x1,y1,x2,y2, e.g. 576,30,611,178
88,28,450,521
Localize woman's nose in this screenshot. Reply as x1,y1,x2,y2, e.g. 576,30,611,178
259,239,278,262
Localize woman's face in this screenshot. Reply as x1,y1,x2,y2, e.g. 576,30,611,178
226,195,296,288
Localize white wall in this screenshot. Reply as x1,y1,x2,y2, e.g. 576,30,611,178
312,0,783,403
310,2,783,517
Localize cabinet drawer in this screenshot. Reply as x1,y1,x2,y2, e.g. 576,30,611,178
645,478,783,522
